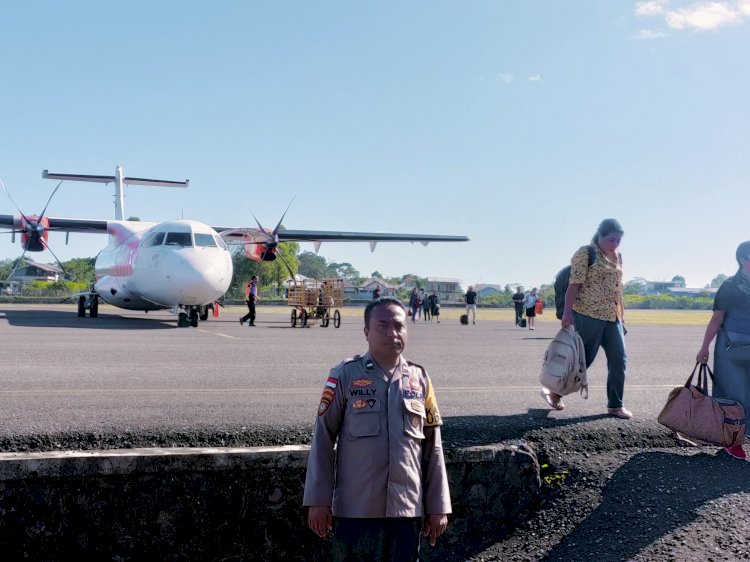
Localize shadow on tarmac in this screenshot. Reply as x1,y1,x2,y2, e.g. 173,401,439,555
544,450,750,562
442,409,610,446
0,309,174,330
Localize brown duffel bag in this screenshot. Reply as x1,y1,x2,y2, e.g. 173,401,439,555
658,362,746,447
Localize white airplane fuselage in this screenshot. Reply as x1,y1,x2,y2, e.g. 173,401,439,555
94,219,233,311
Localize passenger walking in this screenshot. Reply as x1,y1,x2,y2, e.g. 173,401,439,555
422,293,431,322
240,275,259,326
372,286,381,300
417,288,425,321
303,298,451,560
464,286,477,324
430,291,440,324
696,241,750,460
524,288,539,330
543,219,630,419
408,287,419,323
512,286,525,327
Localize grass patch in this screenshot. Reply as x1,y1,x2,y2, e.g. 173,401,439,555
239,305,712,326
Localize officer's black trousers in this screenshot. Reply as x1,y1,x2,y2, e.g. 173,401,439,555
332,517,420,562
240,299,256,324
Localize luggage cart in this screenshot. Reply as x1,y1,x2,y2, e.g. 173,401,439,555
287,278,344,328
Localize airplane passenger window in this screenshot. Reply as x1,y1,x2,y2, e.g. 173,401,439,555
148,232,166,247
194,233,217,247
164,232,192,247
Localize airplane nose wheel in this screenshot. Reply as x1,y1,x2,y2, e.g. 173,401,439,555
177,306,201,327
77,294,99,318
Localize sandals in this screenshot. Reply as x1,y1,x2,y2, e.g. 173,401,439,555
607,407,633,419
541,388,565,411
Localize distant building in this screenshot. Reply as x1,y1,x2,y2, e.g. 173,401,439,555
665,287,718,297
359,278,398,298
423,277,463,302
400,275,419,290
339,278,360,296
474,284,503,299
644,280,685,293
641,279,717,297
8,259,62,286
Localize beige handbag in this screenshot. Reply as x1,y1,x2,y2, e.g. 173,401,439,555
658,363,746,447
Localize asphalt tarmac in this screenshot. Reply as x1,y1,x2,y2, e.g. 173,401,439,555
0,303,704,438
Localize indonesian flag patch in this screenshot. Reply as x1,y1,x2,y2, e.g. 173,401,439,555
318,377,338,415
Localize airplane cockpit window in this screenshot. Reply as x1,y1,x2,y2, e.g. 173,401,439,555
148,232,166,247
164,232,193,247
214,235,228,250
194,233,217,247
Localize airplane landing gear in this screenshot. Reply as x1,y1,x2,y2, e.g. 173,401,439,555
178,311,190,327
77,293,99,318
199,305,209,321
177,305,205,328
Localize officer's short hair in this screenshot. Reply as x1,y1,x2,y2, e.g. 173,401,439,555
364,297,406,327
736,241,750,269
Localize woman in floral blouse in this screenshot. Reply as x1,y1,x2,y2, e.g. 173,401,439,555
542,219,630,419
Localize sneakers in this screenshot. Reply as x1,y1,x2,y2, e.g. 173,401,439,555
724,444,747,460
607,407,633,419
541,388,565,411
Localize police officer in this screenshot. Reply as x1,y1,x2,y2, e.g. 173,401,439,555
304,297,451,561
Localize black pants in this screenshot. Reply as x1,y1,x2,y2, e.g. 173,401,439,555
240,300,256,324
332,517,420,562
514,304,524,324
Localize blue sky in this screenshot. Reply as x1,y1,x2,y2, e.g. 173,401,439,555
1,1,748,289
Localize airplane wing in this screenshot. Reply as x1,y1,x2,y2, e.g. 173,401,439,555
214,226,470,245
0,215,109,233
277,230,470,244
214,226,470,255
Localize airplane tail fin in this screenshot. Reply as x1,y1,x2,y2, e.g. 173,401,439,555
43,165,188,220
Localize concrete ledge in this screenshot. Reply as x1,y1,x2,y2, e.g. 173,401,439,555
0,443,541,561
0,446,310,480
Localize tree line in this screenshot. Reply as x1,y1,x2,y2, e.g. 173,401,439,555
0,250,731,310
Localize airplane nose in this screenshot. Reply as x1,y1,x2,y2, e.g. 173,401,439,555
139,249,231,306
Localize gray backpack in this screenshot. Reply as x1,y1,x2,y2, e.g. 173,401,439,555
540,327,589,398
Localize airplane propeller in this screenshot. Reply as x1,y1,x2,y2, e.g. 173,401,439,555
0,178,70,282
246,196,296,261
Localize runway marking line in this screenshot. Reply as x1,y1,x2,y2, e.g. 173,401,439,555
196,329,240,340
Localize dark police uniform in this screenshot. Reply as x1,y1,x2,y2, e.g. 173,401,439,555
303,352,451,560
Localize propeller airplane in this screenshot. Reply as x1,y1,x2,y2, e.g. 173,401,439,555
1,166,470,327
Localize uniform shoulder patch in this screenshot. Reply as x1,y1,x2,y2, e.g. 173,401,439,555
406,361,427,377
344,354,362,365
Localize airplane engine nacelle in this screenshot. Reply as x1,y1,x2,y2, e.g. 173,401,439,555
20,215,49,252
245,244,277,262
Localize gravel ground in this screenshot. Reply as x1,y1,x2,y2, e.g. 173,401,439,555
456,423,750,562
